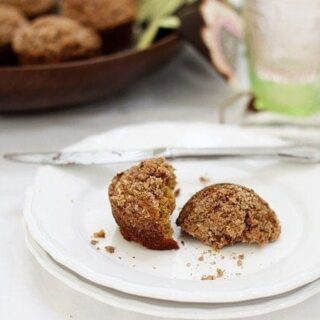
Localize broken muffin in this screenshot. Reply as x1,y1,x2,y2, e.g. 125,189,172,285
108,158,179,250
176,183,280,250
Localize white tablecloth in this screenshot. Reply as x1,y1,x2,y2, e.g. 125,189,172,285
1,46,319,320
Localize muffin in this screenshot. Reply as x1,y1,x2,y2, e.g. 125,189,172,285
108,158,179,250
0,4,27,63
61,0,136,31
13,15,102,64
0,0,56,18
61,0,137,52
177,183,281,250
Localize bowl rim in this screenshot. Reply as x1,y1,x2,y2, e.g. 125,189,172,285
0,32,179,72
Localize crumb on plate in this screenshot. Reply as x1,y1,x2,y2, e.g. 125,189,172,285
93,229,106,238
105,245,115,253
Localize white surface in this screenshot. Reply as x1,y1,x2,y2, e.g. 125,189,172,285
25,122,320,303
1,46,320,319
24,224,320,320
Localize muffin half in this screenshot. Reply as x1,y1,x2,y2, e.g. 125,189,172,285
13,15,102,64
177,183,281,250
108,158,179,250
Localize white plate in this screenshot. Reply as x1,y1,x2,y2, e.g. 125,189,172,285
24,122,320,303
24,222,320,320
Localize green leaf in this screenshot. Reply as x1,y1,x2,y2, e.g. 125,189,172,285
158,16,181,29
136,0,197,49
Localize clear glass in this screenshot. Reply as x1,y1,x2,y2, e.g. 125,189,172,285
244,0,320,116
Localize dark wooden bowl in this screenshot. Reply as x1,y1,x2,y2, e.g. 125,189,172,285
0,33,180,113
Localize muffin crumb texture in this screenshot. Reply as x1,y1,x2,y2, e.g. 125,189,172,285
108,158,178,250
177,183,281,250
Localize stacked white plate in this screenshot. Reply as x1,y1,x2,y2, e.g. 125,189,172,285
24,122,320,319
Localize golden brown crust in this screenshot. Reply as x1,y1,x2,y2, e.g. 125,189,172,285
61,0,137,31
13,15,102,64
0,0,56,17
0,4,27,48
108,158,179,250
177,183,281,250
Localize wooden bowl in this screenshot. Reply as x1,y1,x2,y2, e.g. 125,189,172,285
0,33,180,113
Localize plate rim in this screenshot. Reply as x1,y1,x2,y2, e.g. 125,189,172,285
24,219,320,320
23,122,320,303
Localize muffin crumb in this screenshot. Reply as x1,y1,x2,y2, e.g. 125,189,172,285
216,268,224,278
94,229,106,238
90,239,98,246
199,176,210,184
105,245,115,254
201,274,216,281
201,268,224,281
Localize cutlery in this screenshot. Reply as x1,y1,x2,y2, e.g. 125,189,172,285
3,145,320,166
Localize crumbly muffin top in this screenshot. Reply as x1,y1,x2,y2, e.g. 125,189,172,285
109,157,176,230
177,183,281,250
61,0,137,31
0,0,55,17
109,158,178,250
0,4,27,47
13,15,102,63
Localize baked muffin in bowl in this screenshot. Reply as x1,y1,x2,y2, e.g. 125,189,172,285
13,15,102,64
61,0,137,51
0,4,27,64
0,0,56,18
